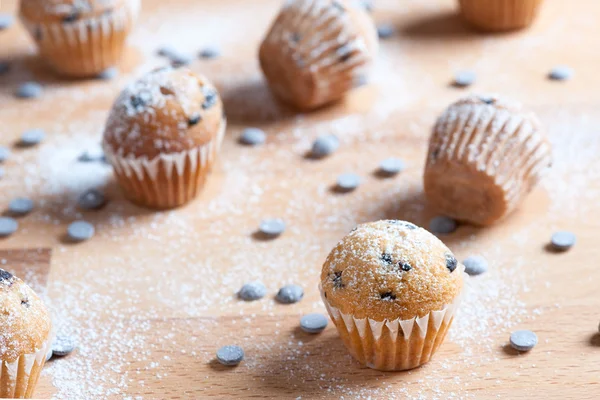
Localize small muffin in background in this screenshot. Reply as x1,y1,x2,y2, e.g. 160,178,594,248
457,0,544,32
424,94,552,226
320,220,464,371
19,0,140,77
259,0,378,110
0,269,52,399
103,67,226,209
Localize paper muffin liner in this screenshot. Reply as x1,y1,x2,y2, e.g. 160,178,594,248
259,0,378,109
104,119,226,209
21,0,140,77
424,98,552,225
458,0,544,32
320,285,461,371
0,337,51,399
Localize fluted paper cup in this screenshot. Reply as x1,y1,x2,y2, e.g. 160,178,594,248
0,337,50,399
458,0,544,31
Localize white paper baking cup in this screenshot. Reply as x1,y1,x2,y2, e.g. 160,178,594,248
21,0,140,76
0,337,51,399
104,119,226,209
320,283,462,371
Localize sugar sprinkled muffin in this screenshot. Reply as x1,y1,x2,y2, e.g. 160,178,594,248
19,0,140,77
259,0,378,110
320,220,463,371
103,66,226,209
424,94,552,226
457,0,544,32
0,269,52,399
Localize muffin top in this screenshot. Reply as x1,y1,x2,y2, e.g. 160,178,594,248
103,67,224,159
438,94,542,123
320,220,463,321
0,269,51,363
20,0,128,23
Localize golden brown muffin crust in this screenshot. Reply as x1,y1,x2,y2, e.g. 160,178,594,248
321,220,463,321
103,67,224,160
20,0,127,23
0,270,51,363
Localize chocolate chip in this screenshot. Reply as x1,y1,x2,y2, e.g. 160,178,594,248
336,173,361,192
78,146,105,163
479,95,495,105
216,345,244,366
0,269,13,284
130,95,146,109
62,12,80,24
15,82,43,99
276,284,304,304
8,197,34,216
239,128,266,146
429,216,457,234
380,291,396,301
202,88,218,110
377,24,395,39
78,189,106,210
300,314,328,334
400,262,412,272
20,129,45,146
199,47,220,59
332,271,344,289
509,330,537,352
238,281,266,301
188,114,202,126
463,255,488,276
67,221,95,242
381,253,393,264
0,217,18,237
52,335,77,357
311,135,339,158
378,157,406,176
96,67,118,80
445,253,457,272
21,298,30,308
549,66,573,81
550,231,576,251
453,70,476,87
258,218,285,237
0,14,14,30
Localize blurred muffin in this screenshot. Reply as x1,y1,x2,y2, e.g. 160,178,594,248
320,220,464,371
19,0,140,77
457,0,544,31
259,0,378,110
103,67,226,209
0,269,51,399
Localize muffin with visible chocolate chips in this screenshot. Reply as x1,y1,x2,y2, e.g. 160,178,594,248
19,0,140,77
259,0,378,110
320,220,464,371
424,94,552,226
103,67,226,209
0,269,52,398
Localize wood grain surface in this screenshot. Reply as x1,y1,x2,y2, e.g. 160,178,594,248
1,0,600,399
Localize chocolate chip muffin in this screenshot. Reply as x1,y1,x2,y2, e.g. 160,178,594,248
103,66,226,209
0,269,52,398
424,94,552,226
19,0,140,77
320,220,463,371
259,0,378,110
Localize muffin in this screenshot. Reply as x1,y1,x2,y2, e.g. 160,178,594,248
320,220,464,371
19,0,140,77
424,94,552,226
259,0,378,110
457,0,544,32
103,66,226,209
0,269,52,399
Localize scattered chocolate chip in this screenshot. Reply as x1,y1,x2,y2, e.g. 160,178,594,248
258,218,285,237
157,46,178,58
239,128,266,146
509,330,537,352
332,271,344,289
381,253,393,264
549,66,573,81
170,53,193,67
0,269,14,284
78,189,107,210
378,157,406,176
188,114,202,126
429,216,457,234
550,231,576,251
67,221,95,242
201,88,218,109
377,24,395,39
199,47,220,59
62,12,79,23
400,262,412,272
463,255,488,276
238,281,266,301
336,173,360,192
311,135,339,158
96,67,118,80
15,82,43,99
445,253,458,273
479,95,495,105
8,197,34,216
454,70,476,87
0,62,10,75
276,284,304,304
0,14,14,30
130,95,146,109
52,335,77,357
216,345,244,366
300,314,328,334
0,217,18,237
21,298,30,308
0,146,10,162
20,129,45,146
380,291,396,301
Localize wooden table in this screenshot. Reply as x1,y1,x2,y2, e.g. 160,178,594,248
1,0,599,398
